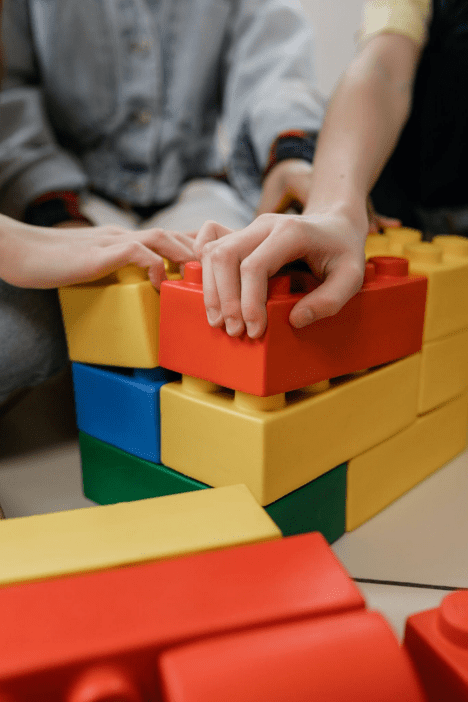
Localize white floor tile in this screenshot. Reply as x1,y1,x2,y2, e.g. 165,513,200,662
0,440,94,518
356,581,450,641
333,448,468,588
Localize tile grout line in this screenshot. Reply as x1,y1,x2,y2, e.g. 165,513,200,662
353,577,467,592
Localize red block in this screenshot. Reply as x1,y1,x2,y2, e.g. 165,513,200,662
0,533,363,700
405,590,468,701
159,611,427,702
159,258,427,396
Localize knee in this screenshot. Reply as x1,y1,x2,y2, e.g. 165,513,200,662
0,282,69,404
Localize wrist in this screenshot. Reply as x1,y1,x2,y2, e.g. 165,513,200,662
303,195,369,234
24,191,92,228
264,131,317,180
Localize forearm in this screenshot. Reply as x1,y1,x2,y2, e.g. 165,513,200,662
305,34,420,219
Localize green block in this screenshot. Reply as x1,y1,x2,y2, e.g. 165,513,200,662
80,431,345,543
265,464,346,543
79,431,208,505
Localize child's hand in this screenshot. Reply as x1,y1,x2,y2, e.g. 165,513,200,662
194,205,367,339
257,160,313,215
0,218,197,289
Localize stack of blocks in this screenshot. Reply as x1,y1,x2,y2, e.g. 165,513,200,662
58,232,468,541
0,494,466,699
2,236,468,697
0,531,430,700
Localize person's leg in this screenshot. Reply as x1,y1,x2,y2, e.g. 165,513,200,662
140,179,255,232
0,281,69,407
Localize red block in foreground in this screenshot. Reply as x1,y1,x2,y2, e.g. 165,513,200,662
159,611,426,702
405,590,468,701
0,533,363,700
159,258,427,396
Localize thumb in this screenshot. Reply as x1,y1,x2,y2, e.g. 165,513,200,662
289,262,364,328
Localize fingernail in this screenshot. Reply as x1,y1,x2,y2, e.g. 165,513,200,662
206,307,220,326
294,310,314,328
225,316,244,337
246,321,261,338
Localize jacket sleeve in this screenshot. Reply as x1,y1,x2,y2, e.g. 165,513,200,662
221,0,324,206
0,0,88,219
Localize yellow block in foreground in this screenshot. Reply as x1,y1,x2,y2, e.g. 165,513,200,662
161,354,420,505
419,328,468,414
0,485,280,587
347,392,468,531
59,265,170,368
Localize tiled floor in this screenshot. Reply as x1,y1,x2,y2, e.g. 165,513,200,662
0,370,465,641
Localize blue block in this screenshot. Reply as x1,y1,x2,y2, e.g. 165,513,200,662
72,363,179,463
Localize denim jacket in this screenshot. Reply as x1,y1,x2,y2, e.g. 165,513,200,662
0,0,323,218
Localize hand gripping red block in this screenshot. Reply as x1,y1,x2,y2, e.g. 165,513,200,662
159,611,427,702
159,258,427,396
0,533,364,701
404,590,468,701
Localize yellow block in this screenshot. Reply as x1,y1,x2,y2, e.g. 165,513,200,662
365,233,391,258
405,239,468,342
366,233,468,342
384,227,423,256
365,228,422,258
419,328,468,414
59,264,179,368
0,485,280,587
347,392,468,531
161,354,421,505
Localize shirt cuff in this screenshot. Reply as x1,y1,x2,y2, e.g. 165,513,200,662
263,131,317,180
24,191,92,227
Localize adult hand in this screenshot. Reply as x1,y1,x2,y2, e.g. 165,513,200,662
257,159,313,215
194,204,367,339
1,218,197,289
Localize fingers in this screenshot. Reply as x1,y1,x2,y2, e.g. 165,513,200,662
136,228,197,263
376,215,401,229
194,221,235,259
200,216,278,337
72,241,166,287
289,259,364,328
237,220,311,338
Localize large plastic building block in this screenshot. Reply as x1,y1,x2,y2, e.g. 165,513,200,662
0,533,365,700
404,237,468,342
73,364,179,463
265,463,346,541
404,590,468,702
418,328,468,414
59,264,180,368
79,430,346,541
79,431,209,504
159,612,427,702
365,227,423,258
159,258,427,396
367,233,468,342
161,353,420,505
346,391,468,530
0,485,280,587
